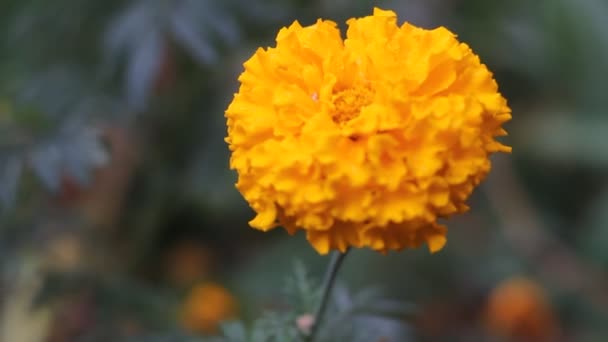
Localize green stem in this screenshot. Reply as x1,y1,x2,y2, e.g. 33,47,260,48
306,249,350,342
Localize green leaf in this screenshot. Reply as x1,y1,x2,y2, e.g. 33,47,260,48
283,260,320,314
252,312,300,342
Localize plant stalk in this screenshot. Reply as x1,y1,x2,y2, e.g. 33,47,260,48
306,249,350,341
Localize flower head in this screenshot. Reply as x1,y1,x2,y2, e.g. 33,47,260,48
225,8,511,254
485,277,559,341
181,283,238,334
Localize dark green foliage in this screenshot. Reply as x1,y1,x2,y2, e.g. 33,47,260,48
209,262,413,342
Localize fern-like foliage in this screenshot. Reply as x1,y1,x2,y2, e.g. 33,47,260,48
208,262,414,342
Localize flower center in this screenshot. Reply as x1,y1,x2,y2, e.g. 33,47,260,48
330,86,373,124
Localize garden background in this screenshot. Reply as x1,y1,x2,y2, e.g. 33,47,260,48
2,0,608,341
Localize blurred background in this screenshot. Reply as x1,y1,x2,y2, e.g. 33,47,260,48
1,0,608,341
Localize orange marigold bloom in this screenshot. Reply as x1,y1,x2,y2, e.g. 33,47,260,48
485,277,559,341
181,283,238,334
225,8,511,254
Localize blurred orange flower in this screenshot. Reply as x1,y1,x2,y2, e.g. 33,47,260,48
181,283,238,334
485,277,559,341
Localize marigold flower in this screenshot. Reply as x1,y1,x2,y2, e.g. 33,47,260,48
181,283,238,334
225,8,511,254
485,277,559,341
